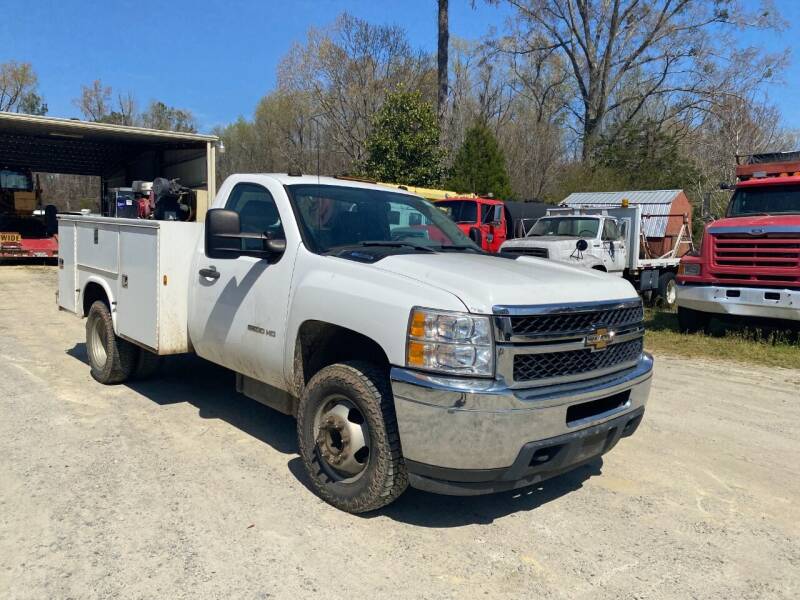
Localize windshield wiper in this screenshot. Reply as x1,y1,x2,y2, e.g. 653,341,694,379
434,244,483,253
356,241,438,252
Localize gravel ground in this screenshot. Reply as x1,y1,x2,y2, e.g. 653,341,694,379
1,265,798,599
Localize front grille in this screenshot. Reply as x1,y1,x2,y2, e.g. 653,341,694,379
501,246,549,258
513,338,643,382
509,304,643,337
710,234,800,286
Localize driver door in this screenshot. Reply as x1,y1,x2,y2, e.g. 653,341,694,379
601,218,626,274
188,181,293,388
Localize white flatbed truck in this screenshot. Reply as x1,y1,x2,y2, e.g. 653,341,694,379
58,174,653,513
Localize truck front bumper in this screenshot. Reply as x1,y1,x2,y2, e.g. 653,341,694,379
390,354,653,496
677,284,800,322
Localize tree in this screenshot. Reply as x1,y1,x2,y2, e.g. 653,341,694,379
141,101,197,132
447,122,512,198
496,0,786,159
359,90,444,186
74,80,136,125
0,61,46,114
279,12,434,164
594,120,699,190
437,0,449,130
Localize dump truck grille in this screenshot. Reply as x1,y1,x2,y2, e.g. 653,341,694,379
509,304,643,338
710,234,800,286
513,338,643,382
501,246,549,259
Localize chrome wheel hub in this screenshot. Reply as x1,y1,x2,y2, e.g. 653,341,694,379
89,318,108,368
314,397,369,481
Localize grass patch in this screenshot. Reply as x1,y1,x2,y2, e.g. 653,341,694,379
644,309,800,370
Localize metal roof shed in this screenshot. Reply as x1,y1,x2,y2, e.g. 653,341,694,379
0,112,218,217
561,189,692,256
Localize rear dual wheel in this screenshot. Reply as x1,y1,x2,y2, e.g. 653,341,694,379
86,300,161,384
296,362,408,513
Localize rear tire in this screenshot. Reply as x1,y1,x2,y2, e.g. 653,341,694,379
133,348,161,380
296,362,408,513
86,300,137,384
677,306,711,334
657,272,678,309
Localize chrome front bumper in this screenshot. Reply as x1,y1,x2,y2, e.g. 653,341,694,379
391,354,653,491
677,284,800,321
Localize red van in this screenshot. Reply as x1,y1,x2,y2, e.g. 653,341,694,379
436,196,508,253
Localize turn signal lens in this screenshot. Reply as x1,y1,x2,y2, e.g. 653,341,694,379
679,262,701,276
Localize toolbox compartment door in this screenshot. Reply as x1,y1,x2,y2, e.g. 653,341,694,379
57,220,77,313
116,225,159,350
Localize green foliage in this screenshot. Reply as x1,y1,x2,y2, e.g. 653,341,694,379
446,123,513,199
18,91,47,115
359,90,444,186
141,101,198,133
552,122,700,205
594,122,699,190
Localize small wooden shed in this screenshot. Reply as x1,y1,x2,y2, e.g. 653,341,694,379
561,189,693,257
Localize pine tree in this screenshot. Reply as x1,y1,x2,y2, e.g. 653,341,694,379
447,123,513,199
359,90,444,186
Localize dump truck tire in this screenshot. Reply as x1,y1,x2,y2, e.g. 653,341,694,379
86,300,137,385
297,361,408,513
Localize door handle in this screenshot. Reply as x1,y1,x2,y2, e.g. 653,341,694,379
199,266,220,280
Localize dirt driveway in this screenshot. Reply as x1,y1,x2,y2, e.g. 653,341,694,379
1,266,798,599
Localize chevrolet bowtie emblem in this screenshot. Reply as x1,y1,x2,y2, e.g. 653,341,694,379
585,327,614,351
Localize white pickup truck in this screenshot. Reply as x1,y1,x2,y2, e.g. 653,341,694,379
58,174,653,513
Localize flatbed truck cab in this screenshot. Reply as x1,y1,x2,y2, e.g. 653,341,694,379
677,152,800,330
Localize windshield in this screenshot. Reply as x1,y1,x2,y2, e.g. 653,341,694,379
528,217,600,238
0,169,32,191
727,185,800,217
436,200,477,224
288,184,479,253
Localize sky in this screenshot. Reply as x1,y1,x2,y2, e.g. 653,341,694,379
4,0,800,132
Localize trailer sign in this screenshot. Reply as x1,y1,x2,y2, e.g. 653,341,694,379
0,232,22,244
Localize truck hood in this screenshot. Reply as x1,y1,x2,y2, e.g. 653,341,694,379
374,253,637,314
709,214,800,233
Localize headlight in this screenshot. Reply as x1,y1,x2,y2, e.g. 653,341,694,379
679,262,701,276
406,307,494,376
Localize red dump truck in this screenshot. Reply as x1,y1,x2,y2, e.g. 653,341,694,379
676,152,800,330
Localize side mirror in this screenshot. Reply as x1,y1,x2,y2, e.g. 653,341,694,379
576,239,589,252
205,208,286,260
469,226,483,246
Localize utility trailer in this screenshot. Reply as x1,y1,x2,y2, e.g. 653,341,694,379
58,214,200,355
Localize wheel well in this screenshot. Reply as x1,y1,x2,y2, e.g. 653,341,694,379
293,321,390,395
82,282,109,316
591,265,607,272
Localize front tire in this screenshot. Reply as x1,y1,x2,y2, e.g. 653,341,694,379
657,272,678,309
677,306,711,334
85,300,137,384
296,362,408,513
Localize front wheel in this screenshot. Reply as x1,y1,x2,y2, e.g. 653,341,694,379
296,362,408,513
